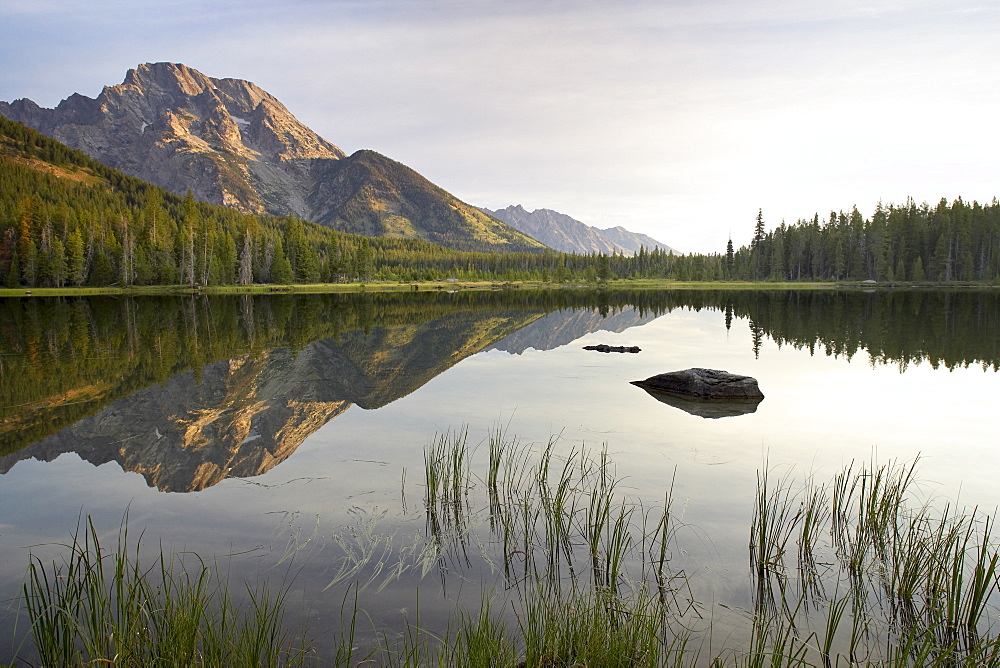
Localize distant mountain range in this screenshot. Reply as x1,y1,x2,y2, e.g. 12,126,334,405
0,62,678,256
483,204,677,256
0,62,543,253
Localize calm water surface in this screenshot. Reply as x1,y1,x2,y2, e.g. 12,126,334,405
1,289,997,659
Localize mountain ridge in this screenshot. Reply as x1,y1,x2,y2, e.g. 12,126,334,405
483,204,676,256
0,62,546,253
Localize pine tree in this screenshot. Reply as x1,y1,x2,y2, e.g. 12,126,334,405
932,233,952,281
21,238,37,286
219,232,237,285
49,236,66,287
66,228,86,286
119,216,135,286
353,238,374,282
270,239,293,284
753,209,766,247
752,209,766,280
5,252,19,288
239,231,253,285
597,253,611,282
770,229,786,280
297,243,319,283
182,191,198,287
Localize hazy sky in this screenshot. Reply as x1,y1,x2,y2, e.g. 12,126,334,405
1,0,998,253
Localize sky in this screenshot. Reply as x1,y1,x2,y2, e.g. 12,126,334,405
1,0,999,254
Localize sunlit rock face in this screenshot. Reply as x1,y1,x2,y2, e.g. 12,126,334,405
0,63,545,252
0,63,345,219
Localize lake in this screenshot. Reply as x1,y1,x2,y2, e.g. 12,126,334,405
1,288,998,663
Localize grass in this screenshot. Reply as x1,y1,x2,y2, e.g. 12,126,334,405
7,278,983,299
16,515,315,667
9,437,1000,666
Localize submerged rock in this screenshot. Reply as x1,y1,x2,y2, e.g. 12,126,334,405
583,344,641,353
631,368,764,401
635,388,762,419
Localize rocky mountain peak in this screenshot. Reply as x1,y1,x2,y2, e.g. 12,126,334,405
123,62,216,98
0,63,545,252
107,62,345,163
0,62,348,216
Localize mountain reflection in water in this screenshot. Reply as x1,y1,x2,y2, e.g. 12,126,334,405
1,289,997,491
0,292,656,491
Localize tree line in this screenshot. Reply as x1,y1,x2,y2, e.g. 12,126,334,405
729,201,1000,282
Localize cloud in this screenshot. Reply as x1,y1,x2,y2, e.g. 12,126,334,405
1,0,998,251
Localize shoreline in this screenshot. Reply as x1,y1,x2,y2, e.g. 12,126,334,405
2,278,997,298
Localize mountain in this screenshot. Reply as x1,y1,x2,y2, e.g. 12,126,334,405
489,306,658,354
0,62,545,253
483,204,677,256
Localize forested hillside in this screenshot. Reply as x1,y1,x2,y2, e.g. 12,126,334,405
0,117,558,287
2,116,998,287
0,117,685,286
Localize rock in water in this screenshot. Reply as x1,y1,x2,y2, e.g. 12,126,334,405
630,368,763,401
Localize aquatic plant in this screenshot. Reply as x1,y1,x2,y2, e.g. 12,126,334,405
20,515,312,667
13,435,1000,667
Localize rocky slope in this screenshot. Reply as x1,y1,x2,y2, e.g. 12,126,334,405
0,62,544,252
483,204,676,255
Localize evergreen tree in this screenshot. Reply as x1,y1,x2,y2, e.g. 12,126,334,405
66,228,86,286
932,233,952,281
753,209,766,247
597,253,612,282
770,229,786,280
21,238,37,286
752,209,766,279
296,243,320,283
239,232,254,285
270,239,293,284
182,191,198,287
49,236,66,287
5,252,19,288
90,249,114,285
353,238,374,282
220,232,237,285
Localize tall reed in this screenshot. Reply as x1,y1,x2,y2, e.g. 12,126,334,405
17,435,1000,667
20,516,310,667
